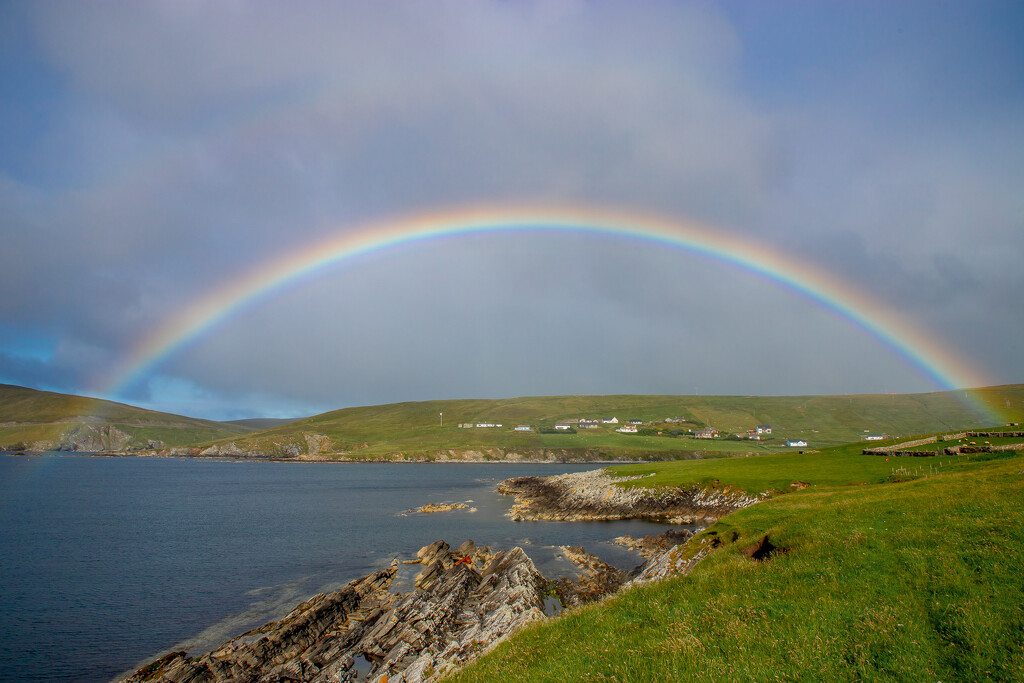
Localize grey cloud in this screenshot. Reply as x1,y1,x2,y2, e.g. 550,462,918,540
152,236,937,411
1,1,1021,417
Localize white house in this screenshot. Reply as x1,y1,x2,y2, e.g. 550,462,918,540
476,423,496,428
514,425,532,432
864,435,885,441
601,417,619,424
756,425,772,435
695,427,718,439
554,423,572,431
786,439,808,447
616,425,638,433
628,419,643,425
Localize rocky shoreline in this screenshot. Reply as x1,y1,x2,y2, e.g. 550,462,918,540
498,468,764,525
118,469,763,683
3,448,659,464
119,534,698,683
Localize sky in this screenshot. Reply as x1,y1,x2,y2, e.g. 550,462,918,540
1,1,1022,420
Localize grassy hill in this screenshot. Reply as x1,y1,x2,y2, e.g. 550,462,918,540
4,384,1021,458
447,444,1024,682
0,384,254,450
223,417,303,430
200,386,1024,460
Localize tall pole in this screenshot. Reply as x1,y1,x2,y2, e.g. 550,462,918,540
440,412,443,426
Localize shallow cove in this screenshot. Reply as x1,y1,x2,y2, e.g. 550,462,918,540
0,455,676,683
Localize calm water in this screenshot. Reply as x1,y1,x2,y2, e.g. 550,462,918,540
0,455,672,682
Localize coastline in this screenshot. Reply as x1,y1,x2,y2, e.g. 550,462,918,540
118,468,760,683
2,449,654,465
119,535,700,683
499,468,765,524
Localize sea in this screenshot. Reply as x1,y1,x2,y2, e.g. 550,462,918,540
0,455,674,682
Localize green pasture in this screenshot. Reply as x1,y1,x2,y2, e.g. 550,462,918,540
0,383,252,450
5,382,1024,458
201,386,1024,458
0,423,72,449
605,436,1018,495
447,451,1024,683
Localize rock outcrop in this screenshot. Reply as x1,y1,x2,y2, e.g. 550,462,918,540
121,471,755,682
304,433,334,455
122,540,547,683
57,424,134,452
197,442,283,459
613,528,695,558
498,468,764,525
552,546,627,607
410,502,473,514
624,542,712,588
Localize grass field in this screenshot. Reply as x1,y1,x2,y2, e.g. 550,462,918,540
603,438,989,495
446,450,1024,682
197,386,1024,458
0,384,253,449
4,383,1023,458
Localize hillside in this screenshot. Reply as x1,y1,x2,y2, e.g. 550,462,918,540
0,384,254,451
194,386,1024,460
4,384,1021,459
223,417,302,430
447,446,1024,682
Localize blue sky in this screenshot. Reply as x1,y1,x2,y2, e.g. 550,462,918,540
1,1,1022,420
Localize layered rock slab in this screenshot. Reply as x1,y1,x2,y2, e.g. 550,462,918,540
498,468,763,524
122,540,546,683
122,470,753,683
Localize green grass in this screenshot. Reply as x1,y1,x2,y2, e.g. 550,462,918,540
0,384,253,449
603,438,988,495
5,383,1024,457
446,452,1024,682
197,386,1024,459
0,423,73,447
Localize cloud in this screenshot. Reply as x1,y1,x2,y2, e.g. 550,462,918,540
148,235,937,413
1,1,1021,417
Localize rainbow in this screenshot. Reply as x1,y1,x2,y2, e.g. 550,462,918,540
99,204,997,416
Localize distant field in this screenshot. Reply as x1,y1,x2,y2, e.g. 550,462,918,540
3,383,1023,458
198,386,1024,459
606,438,999,495
0,423,71,446
0,384,252,450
